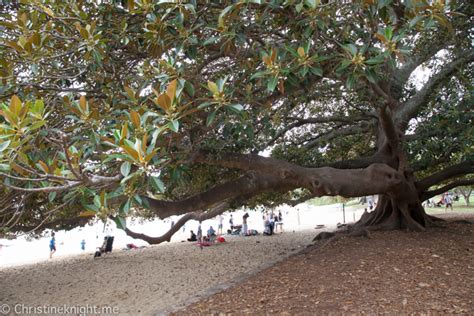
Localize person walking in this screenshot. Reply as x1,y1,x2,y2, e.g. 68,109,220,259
444,193,453,212
49,232,56,259
80,239,86,251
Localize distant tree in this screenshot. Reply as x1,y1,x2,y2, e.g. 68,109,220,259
456,186,472,206
0,0,472,242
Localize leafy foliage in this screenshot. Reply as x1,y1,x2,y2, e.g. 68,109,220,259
0,0,471,236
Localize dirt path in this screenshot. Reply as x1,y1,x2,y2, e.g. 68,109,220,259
173,213,474,315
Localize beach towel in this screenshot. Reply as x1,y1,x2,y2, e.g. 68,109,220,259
196,241,213,247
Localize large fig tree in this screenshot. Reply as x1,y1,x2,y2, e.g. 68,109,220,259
0,0,472,241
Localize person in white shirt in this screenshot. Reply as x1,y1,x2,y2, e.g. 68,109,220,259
444,193,453,212
217,215,224,235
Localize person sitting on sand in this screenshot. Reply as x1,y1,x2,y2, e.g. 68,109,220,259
49,232,56,259
188,230,197,242
207,226,216,238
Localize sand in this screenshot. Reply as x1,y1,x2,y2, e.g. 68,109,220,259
0,229,319,315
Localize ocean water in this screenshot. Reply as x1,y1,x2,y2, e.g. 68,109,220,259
0,203,365,267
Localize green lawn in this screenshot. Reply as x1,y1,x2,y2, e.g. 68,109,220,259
424,196,473,214
306,196,360,207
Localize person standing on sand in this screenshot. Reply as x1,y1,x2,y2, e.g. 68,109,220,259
242,213,249,236
81,239,86,251
197,221,203,242
229,214,234,230
217,215,223,235
49,232,56,259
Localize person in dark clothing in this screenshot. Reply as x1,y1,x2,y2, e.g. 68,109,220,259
187,230,197,242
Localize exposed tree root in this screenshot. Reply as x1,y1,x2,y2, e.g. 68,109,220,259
312,231,336,241
452,219,473,225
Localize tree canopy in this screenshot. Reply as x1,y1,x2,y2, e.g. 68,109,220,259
0,0,472,241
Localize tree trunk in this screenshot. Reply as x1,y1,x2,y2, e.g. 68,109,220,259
350,155,444,233
463,195,470,207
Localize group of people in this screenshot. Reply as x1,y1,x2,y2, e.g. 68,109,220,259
186,210,284,242
263,211,283,236
187,222,218,243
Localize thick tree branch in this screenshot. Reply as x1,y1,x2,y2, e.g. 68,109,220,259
194,151,403,198
421,179,474,201
144,173,294,219
397,50,474,124
416,160,474,192
267,114,370,147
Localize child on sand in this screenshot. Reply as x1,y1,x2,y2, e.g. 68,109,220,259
49,232,56,258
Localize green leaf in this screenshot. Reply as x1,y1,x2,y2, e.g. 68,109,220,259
120,161,131,177
217,76,228,92
48,192,57,202
218,4,235,29
295,2,304,13
346,73,356,90
197,101,213,109
250,71,269,80
113,216,127,230
364,69,378,84
226,104,244,113
267,76,278,92
184,81,195,97
343,44,357,56
150,176,165,193
310,67,323,76
384,26,393,41
299,66,309,77
203,36,219,45
0,140,11,152
336,59,352,73
305,0,317,9
366,54,386,65
0,164,10,171
169,119,179,132
206,111,217,126
120,198,132,214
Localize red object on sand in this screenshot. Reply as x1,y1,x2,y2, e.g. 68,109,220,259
217,236,225,243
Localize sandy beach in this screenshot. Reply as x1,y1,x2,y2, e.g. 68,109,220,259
0,229,319,315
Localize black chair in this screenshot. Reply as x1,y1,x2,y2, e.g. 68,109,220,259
94,236,114,258
104,236,114,253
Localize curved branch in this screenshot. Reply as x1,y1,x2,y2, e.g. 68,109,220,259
267,115,357,147
2,181,81,193
421,179,474,201
397,50,474,124
416,160,474,192
144,173,294,219
304,122,374,149
120,202,230,244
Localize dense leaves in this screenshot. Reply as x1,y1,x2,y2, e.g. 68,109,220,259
0,0,472,236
